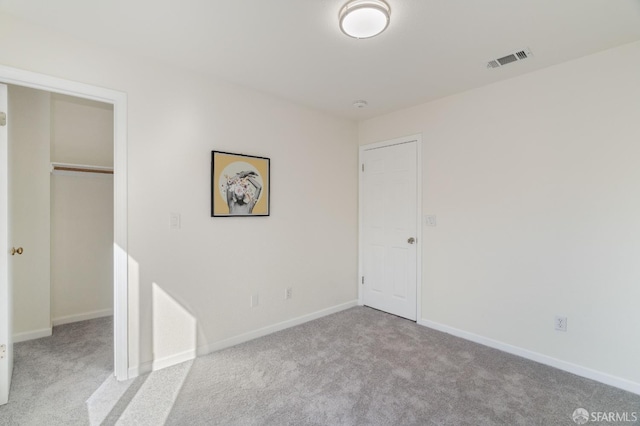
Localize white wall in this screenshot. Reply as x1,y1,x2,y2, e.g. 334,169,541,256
8,85,51,338
50,94,114,324
50,175,114,323
51,94,114,167
359,41,640,387
0,13,358,371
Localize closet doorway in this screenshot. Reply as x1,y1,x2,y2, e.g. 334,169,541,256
9,84,114,344
1,65,128,407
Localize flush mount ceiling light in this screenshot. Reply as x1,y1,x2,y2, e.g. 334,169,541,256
339,0,391,39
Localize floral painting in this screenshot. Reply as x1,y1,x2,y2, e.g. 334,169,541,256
211,151,270,217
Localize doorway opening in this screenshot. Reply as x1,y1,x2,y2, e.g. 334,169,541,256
10,87,115,343
0,66,128,406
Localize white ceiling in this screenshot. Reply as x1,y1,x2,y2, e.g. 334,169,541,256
2,0,640,120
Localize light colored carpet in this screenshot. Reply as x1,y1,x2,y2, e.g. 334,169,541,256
1,307,638,425
165,307,640,425
0,317,114,425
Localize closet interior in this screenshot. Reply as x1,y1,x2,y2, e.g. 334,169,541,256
9,85,114,342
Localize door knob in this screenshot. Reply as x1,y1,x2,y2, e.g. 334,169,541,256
407,237,416,244
11,247,23,255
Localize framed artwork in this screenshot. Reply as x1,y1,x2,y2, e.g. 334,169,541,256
211,151,270,217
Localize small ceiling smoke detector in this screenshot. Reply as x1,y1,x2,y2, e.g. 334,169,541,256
353,100,369,108
487,48,533,69
339,0,391,39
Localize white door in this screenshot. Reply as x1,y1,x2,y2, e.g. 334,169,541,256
0,83,13,405
361,140,419,321
7,85,51,341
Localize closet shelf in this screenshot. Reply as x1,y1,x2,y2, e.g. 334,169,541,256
50,162,114,176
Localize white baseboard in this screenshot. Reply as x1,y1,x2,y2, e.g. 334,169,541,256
152,349,196,372
418,319,640,396
130,350,197,378
197,300,358,357
128,363,150,378
52,308,113,326
13,327,52,343
127,300,358,378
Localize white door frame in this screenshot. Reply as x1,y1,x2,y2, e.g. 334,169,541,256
0,65,129,380
358,134,423,322
0,83,10,404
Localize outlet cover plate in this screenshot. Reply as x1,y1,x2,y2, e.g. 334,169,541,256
170,212,181,229
555,315,567,332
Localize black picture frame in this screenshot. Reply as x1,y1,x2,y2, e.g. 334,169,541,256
211,151,270,217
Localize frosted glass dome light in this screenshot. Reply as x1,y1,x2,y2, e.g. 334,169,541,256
339,0,391,39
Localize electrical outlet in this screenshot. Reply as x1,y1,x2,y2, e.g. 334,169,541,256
285,287,293,300
555,315,567,332
251,293,259,307
170,212,181,229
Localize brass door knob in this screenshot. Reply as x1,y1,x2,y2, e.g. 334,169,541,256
11,247,23,255
17,247,23,255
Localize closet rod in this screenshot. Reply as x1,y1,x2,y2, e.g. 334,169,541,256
50,162,114,175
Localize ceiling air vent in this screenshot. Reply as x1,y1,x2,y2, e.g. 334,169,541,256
487,48,533,69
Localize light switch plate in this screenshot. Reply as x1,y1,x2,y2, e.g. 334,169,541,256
424,215,437,227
